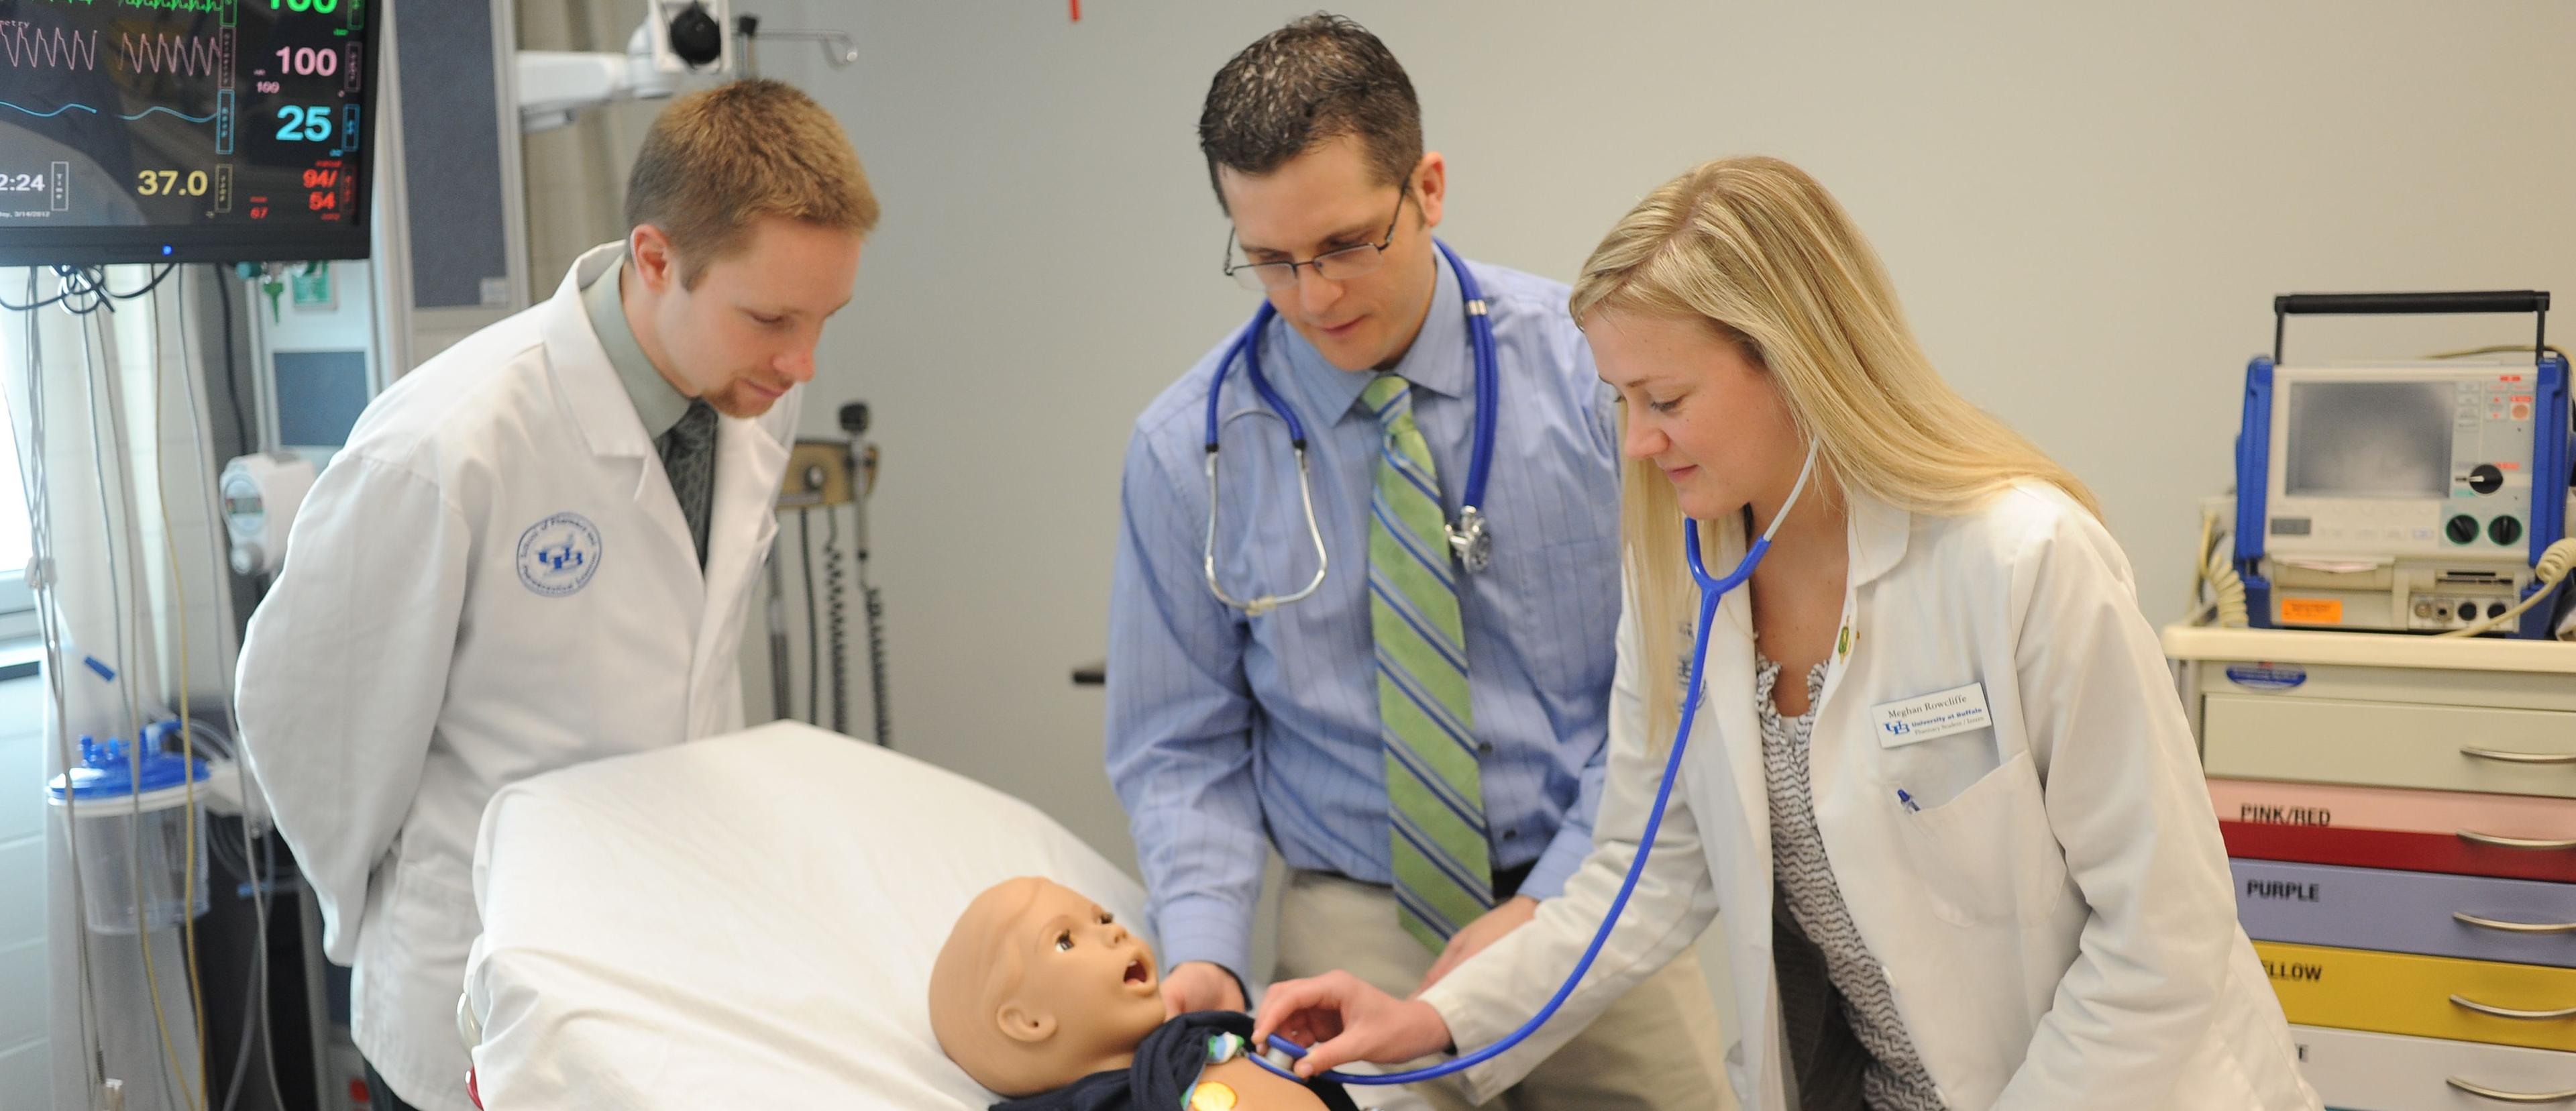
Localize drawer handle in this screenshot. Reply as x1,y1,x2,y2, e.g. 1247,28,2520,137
2457,911,2576,935
2446,1076,2576,1104
2459,829,2576,851
2463,746,2576,765
2450,994,2576,1020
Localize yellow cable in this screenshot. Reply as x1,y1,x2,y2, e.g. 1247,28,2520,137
2424,343,2569,363
2437,539,2575,639
89,295,193,1111
148,278,211,1111
2188,505,2249,627
2189,507,2214,619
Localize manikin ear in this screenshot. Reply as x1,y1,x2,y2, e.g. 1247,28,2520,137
997,1001,1057,1045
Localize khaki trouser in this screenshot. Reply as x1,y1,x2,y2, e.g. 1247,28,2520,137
1276,869,1737,1110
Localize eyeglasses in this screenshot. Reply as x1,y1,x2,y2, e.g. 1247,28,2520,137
1222,188,1409,292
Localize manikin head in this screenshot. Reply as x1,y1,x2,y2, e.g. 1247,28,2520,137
928,878,1165,1097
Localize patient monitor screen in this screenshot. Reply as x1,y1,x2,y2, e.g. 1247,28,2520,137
0,0,379,265
2285,380,2453,499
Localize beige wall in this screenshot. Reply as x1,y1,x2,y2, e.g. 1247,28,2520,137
753,0,2576,871
531,0,2576,997
516,0,662,283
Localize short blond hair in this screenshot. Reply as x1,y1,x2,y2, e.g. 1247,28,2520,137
625,78,879,285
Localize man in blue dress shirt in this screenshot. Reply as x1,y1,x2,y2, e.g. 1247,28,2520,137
1106,16,1731,1108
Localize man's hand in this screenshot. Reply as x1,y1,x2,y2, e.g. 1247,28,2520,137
1415,895,1538,995
1161,960,1248,1018
1253,970,1454,1079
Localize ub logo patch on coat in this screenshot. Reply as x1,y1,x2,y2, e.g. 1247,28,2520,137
517,513,603,596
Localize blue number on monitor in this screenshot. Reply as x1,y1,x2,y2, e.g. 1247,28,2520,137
276,105,334,142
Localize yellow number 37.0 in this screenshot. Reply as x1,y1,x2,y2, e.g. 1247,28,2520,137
136,170,211,197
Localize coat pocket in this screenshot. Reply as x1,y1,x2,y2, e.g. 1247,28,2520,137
1894,750,2069,927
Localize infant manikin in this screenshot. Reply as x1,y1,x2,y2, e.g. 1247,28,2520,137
928,877,1358,1110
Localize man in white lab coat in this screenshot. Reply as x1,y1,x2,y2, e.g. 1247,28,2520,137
235,81,877,1111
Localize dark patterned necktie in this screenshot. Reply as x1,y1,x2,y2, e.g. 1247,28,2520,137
659,400,718,569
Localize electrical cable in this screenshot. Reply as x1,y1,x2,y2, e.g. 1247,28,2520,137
33,264,169,318
178,265,289,1111
81,302,194,1111
2188,504,2247,627
852,443,890,747
213,276,252,453
106,265,176,301
822,502,849,735
2202,549,2247,629
2438,538,2575,639
799,509,819,725
16,268,111,1101
2186,507,2212,623
863,568,890,747
147,280,217,1111
2426,343,2569,364
181,723,280,1111
145,279,216,1111
1,280,79,313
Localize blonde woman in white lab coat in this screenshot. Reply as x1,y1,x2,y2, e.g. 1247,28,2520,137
1254,156,2320,1110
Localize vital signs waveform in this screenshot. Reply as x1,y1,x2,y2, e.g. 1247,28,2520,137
0,21,100,70
0,100,217,123
119,33,220,75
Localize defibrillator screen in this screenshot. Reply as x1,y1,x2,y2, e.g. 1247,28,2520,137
2284,380,2453,499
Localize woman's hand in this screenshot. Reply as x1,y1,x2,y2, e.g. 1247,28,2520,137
1251,970,1454,1079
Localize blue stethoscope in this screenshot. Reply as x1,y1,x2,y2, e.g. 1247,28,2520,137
1252,441,1822,1088
1203,240,1501,616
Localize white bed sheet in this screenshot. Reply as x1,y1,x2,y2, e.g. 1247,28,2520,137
464,721,1150,1108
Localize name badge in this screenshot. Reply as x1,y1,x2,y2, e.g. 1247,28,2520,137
1872,682,1992,747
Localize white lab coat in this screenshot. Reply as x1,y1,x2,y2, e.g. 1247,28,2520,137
236,244,796,1110
1417,483,2319,1110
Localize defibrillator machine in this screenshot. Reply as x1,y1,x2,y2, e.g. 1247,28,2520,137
2235,292,2571,637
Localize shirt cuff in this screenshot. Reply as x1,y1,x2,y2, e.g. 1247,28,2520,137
1517,825,1595,904
1151,893,1253,988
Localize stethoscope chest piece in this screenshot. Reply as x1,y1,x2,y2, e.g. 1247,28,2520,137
1447,506,1494,573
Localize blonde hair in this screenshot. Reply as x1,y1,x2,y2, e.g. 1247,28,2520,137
625,78,880,286
1569,156,2096,741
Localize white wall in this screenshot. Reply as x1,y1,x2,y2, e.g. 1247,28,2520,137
749,0,2576,886
0,675,48,1105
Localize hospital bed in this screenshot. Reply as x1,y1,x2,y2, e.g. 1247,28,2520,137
457,721,1143,1106
458,722,1422,1109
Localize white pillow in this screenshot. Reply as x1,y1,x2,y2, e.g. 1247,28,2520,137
465,721,1149,1109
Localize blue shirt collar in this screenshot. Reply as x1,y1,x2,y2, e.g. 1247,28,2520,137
1278,246,1470,423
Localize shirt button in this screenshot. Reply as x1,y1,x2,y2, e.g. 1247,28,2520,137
1501,828,1519,841
1476,741,1495,755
